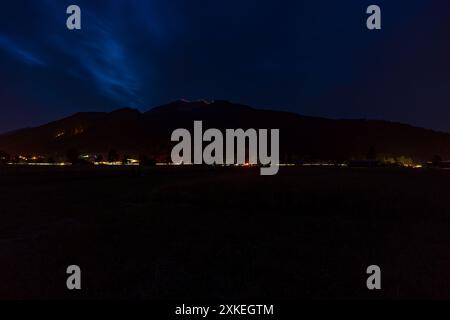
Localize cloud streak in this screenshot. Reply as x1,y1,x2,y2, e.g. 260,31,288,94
55,21,142,107
0,35,45,66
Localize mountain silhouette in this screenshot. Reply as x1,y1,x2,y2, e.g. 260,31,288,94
1,100,450,162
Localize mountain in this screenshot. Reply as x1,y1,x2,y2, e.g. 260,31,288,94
1,99,450,162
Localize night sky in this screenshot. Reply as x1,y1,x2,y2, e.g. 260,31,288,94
1,0,450,133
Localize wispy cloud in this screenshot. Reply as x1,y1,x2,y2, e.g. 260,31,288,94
47,9,142,108
75,25,141,107
1,1,143,108
0,35,45,66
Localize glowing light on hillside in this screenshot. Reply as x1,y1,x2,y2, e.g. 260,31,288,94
73,128,84,135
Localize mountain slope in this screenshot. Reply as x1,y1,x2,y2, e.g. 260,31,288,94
0,100,449,162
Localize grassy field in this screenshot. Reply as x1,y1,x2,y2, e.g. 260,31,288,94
1,165,450,299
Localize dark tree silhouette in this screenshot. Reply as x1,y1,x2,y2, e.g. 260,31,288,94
432,155,442,167
366,146,377,161
122,154,131,165
95,154,104,162
0,150,10,163
139,154,156,167
66,148,80,164
11,155,20,164
108,149,119,162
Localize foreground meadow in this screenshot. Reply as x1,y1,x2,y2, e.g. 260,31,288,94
1,166,449,299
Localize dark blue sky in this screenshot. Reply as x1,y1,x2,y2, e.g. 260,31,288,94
1,0,450,132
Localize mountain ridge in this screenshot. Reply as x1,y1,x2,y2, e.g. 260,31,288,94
1,100,449,162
